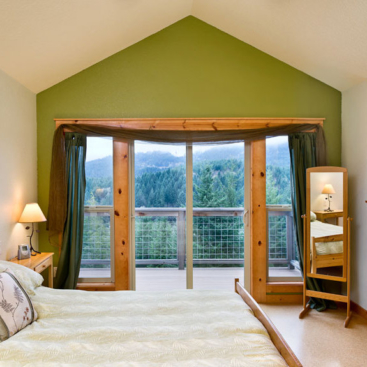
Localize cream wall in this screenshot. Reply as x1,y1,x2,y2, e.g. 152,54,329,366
310,172,344,213
0,68,37,260
342,80,367,310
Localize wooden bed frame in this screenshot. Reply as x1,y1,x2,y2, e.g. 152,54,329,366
235,278,302,367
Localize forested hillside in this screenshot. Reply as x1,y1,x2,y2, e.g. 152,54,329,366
85,142,291,207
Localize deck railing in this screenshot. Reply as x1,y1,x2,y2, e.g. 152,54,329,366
266,206,295,269
81,206,295,270
135,208,245,270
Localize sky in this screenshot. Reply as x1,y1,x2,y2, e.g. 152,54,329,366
86,136,289,161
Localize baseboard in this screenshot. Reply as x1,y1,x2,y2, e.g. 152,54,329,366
351,301,367,320
336,300,367,321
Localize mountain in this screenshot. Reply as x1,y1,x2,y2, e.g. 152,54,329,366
194,145,244,161
86,156,112,178
266,142,290,167
85,140,290,178
135,151,185,176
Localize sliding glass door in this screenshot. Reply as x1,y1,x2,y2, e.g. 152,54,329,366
79,137,114,283
266,136,302,281
134,142,186,291
192,143,246,290
131,141,250,291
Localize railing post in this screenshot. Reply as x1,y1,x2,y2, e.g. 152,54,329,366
177,210,186,270
286,213,294,269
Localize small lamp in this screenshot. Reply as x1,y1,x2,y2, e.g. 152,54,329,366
322,184,336,212
19,203,47,256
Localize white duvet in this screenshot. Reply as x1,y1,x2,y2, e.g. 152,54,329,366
0,287,287,367
311,220,344,256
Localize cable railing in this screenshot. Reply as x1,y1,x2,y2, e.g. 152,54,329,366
135,208,245,269
267,205,296,269
81,206,296,272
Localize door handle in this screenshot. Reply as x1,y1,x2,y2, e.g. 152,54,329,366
243,210,249,227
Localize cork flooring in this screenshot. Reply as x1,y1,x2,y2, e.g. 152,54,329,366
260,304,367,367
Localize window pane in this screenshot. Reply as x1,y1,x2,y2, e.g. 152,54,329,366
266,136,291,205
80,137,113,281
85,137,113,206
266,137,301,280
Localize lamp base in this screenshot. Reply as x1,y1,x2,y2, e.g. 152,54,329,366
28,223,41,256
324,209,334,212
30,245,41,256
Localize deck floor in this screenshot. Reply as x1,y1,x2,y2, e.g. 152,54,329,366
79,267,301,290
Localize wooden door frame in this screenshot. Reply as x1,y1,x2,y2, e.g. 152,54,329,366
55,117,324,300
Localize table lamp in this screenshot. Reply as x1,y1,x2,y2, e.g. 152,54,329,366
322,184,335,212
19,203,47,256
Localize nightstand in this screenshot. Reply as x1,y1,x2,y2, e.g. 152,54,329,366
11,252,54,288
314,210,343,224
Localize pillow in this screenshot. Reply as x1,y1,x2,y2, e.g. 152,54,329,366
310,211,317,222
0,261,43,296
0,269,38,341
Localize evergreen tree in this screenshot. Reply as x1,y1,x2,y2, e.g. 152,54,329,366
194,165,222,207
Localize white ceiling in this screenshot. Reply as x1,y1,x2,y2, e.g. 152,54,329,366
1,0,366,93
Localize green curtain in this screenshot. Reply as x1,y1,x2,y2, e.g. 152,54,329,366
288,132,333,311
54,133,87,289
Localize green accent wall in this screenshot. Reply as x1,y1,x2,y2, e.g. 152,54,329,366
37,16,341,257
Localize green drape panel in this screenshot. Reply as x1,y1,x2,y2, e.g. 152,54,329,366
288,132,333,312
54,133,86,289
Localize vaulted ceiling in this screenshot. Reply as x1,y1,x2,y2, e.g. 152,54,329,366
1,0,366,93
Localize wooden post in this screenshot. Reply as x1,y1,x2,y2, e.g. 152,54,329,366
299,214,311,319
345,217,352,328
113,140,129,290
177,210,186,270
250,140,267,303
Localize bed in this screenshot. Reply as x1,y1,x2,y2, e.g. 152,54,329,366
310,220,344,272
0,279,301,366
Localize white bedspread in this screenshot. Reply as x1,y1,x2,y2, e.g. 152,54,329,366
0,287,287,366
311,220,343,255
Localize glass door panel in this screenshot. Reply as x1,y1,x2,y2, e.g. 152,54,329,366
134,142,186,291
192,142,245,290
79,137,114,282
266,136,302,281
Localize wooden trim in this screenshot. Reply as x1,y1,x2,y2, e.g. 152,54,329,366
266,283,303,294
250,140,267,303
307,273,346,282
266,282,303,305
76,283,116,291
55,117,324,131
306,290,348,303
113,140,130,290
235,279,302,367
351,301,367,321
265,294,303,304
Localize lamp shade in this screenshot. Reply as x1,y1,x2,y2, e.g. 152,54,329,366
19,203,47,223
322,184,336,195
